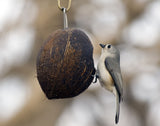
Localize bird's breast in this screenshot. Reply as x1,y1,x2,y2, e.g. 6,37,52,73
97,59,114,92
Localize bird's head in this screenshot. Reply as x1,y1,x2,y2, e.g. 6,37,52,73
99,43,119,55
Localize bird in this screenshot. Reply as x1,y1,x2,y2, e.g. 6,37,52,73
94,43,123,124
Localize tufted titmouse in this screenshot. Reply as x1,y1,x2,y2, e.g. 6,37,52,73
94,43,123,124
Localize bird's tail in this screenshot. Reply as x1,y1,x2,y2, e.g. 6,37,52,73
112,87,122,124
115,92,120,124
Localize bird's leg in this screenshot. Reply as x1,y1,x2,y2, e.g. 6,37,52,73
93,72,99,83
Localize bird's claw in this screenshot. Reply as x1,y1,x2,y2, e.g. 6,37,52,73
93,74,99,83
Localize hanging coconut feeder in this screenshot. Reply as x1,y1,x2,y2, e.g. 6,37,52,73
36,0,95,99
36,28,95,99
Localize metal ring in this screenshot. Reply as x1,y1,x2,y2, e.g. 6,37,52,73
57,0,72,12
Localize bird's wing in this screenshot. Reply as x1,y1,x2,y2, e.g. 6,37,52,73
104,57,123,101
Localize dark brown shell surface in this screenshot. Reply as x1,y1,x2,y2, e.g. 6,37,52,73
36,28,95,99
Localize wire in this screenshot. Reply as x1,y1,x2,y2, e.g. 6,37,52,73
57,0,72,12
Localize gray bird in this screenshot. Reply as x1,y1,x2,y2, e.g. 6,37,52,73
94,43,123,124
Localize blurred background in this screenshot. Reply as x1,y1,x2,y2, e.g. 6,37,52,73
0,0,160,126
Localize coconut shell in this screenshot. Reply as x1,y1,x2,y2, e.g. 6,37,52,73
36,28,95,99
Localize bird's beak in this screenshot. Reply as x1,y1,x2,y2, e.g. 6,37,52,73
99,44,105,48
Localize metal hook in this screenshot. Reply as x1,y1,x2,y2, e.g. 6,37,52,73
58,0,72,12
62,8,68,29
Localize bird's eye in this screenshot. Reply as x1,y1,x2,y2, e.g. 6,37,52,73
107,45,111,49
